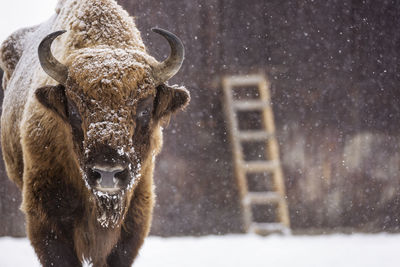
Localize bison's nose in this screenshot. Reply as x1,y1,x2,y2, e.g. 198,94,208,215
92,166,125,188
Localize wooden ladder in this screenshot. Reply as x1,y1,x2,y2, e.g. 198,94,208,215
222,74,290,235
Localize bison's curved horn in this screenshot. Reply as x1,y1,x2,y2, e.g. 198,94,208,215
151,28,184,85
38,30,68,84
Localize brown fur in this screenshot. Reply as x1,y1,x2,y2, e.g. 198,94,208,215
0,0,189,266
0,26,38,90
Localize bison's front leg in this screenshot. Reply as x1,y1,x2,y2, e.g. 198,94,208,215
106,179,154,267
23,175,83,267
27,217,81,267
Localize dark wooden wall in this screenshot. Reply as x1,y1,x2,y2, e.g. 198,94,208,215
1,0,400,236
118,0,400,234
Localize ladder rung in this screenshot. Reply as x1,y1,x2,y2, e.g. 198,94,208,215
243,192,281,205
233,100,270,110
236,130,272,141
224,75,264,86
249,222,290,235
242,160,279,172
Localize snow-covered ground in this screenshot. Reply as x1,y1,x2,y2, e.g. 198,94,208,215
0,233,399,267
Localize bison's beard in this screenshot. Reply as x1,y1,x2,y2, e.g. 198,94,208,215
92,189,126,228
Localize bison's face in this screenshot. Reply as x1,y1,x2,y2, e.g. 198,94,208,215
64,48,157,198
35,29,189,227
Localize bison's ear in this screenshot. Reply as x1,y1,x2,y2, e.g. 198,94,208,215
35,84,68,120
154,84,190,119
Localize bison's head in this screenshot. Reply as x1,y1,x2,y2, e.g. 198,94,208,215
35,29,189,228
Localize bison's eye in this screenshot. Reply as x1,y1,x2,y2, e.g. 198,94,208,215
67,99,84,144
138,108,150,118
136,96,154,122
68,100,82,128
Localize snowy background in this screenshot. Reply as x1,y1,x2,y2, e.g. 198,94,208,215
1,234,400,267
0,0,56,43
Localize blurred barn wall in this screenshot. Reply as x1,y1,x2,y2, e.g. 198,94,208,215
116,0,400,234
1,0,399,236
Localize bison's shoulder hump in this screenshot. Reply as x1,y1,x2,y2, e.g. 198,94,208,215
0,26,38,89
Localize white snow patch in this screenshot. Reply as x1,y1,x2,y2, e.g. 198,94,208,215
117,147,125,156
1,233,400,267
127,161,141,190
94,190,109,198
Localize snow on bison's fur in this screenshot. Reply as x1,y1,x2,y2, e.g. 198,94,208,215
0,0,189,266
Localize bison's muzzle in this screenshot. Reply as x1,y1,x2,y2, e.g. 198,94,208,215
86,161,131,228
84,144,138,190
91,165,126,189
83,146,140,228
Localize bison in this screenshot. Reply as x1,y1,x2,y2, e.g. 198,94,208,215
0,0,189,266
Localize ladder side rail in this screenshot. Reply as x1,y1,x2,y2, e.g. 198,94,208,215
258,78,291,229
222,77,252,230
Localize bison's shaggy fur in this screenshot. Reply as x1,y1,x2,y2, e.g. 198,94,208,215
0,0,189,266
